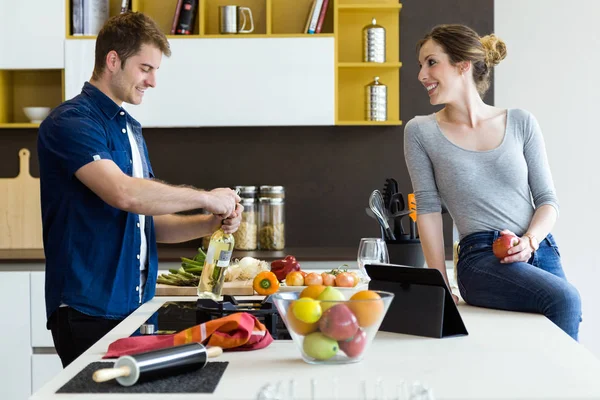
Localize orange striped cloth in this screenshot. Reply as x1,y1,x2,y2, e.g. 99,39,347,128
103,312,273,359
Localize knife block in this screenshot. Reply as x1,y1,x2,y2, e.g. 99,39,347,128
384,239,425,268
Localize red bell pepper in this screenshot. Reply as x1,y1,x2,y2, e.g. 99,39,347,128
270,255,301,282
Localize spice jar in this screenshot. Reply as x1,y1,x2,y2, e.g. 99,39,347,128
234,185,257,199
259,185,285,199
233,198,258,250
258,197,285,250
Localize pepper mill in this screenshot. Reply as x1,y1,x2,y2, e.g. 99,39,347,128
363,18,386,63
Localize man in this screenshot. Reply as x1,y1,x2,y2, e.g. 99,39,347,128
37,12,242,368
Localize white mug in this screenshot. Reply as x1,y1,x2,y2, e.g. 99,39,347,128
219,5,254,34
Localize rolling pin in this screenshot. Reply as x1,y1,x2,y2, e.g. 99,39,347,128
93,343,223,387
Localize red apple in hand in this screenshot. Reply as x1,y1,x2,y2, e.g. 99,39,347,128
493,234,520,259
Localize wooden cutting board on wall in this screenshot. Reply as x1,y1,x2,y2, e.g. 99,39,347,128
0,149,43,249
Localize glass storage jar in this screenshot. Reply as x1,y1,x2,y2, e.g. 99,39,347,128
259,185,285,199
259,197,285,250
233,198,258,250
234,185,258,199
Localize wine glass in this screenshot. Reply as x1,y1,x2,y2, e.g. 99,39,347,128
357,238,389,282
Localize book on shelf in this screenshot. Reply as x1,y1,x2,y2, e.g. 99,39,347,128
174,0,198,35
71,0,109,36
170,0,184,34
304,0,329,34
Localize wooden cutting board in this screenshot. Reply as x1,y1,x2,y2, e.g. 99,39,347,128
0,149,43,249
156,280,255,296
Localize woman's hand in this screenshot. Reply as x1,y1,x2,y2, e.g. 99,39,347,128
499,229,534,264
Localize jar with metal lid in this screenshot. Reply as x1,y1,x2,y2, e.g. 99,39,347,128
363,18,386,63
258,197,285,250
365,76,387,121
233,198,258,250
234,185,257,199
259,185,285,199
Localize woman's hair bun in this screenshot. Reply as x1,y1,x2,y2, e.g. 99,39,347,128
480,34,507,67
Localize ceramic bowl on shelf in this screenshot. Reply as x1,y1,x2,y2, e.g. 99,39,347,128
23,107,51,123
272,289,394,365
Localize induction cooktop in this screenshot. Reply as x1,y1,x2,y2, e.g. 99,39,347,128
132,296,290,340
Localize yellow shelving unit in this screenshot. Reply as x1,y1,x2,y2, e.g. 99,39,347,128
0,70,64,128
0,0,400,128
335,0,402,125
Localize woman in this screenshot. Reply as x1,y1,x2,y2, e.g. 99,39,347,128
403,24,581,340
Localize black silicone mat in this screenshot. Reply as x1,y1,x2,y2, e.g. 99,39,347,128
56,361,229,393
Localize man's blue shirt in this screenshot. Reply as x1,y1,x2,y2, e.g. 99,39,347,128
38,82,158,322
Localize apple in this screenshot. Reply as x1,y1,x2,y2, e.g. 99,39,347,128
285,271,304,286
493,234,520,259
339,328,367,358
319,304,359,341
317,286,346,312
303,332,338,360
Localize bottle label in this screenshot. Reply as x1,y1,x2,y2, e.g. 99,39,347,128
216,250,233,267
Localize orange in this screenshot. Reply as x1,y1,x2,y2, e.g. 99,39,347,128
299,285,326,299
286,303,318,336
349,290,384,327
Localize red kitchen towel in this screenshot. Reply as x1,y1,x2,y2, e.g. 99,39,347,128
103,312,273,359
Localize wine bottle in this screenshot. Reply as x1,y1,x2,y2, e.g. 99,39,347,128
197,227,235,300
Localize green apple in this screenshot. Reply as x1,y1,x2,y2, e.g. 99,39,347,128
316,286,345,312
303,332,338,360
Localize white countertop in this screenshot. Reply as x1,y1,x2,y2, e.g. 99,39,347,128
31,296,600,400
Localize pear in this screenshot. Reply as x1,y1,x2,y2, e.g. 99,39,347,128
316,286,346,312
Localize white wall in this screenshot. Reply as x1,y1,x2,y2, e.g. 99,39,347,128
495,0,600,358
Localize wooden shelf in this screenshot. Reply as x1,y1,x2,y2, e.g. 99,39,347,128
338,4,402,10
0,70,63,126
338,62,402,68
0,123,40,129
336,120,403,126
199,34,335,38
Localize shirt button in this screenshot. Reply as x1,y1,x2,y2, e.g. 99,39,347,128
136,286,139,292
122,128,126,133
130,159,133,164
137,254,140,260
120,111,125,116
137,222,140,228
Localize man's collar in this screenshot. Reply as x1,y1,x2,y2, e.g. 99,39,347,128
82,81,125,120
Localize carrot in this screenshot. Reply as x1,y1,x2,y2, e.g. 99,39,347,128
253,271,280,295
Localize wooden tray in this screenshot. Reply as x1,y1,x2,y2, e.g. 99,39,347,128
156,280,255,296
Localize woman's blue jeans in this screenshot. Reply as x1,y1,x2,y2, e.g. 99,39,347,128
457,231,582,341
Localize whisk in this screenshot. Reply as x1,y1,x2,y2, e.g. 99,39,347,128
369,190,396,241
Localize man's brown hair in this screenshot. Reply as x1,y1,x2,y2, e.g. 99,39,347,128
92,12,171,80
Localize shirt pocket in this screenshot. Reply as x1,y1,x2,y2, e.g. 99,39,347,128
110,150,132,175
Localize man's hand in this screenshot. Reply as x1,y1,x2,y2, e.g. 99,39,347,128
203,188,240,218
500,229,534,264
221,202,244,234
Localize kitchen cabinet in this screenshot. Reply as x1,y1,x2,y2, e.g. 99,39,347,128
31,355,62,394
0,272,32,400
65,38,335,127
1,0,401,129
0,0,65,69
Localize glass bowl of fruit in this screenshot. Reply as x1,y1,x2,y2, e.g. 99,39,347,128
272,287,394,364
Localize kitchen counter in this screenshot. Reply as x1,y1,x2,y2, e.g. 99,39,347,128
31,296,600,400
0,247,356,262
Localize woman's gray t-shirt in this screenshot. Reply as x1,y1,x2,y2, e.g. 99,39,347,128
403,108,559,240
